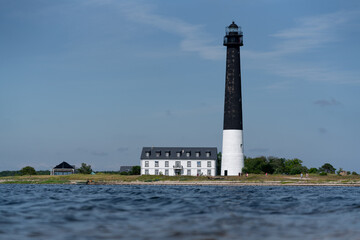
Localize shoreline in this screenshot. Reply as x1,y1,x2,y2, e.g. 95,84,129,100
2,179,360,186
84,181,360,187
2,174,360,186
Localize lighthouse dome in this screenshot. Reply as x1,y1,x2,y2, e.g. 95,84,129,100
228,21,238,28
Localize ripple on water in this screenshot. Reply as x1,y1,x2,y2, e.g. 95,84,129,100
1,185,360,239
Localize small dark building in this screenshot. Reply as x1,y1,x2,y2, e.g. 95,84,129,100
51,161,75,175
120,166,134,173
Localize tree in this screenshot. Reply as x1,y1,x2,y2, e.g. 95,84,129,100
20,166,36,176
319,163,336,174
337,168,344,175
289,165,308,175
261,161,274,174
36,170,51,175
284,158,304,174
78,163,92,174
243,156,270,174
130,166,141,175
268,157,285,174
0,171,21,177
308,168,318,174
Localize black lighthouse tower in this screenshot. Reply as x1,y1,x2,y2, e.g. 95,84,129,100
221,22,244,176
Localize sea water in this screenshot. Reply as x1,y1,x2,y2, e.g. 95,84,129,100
1,184,360,240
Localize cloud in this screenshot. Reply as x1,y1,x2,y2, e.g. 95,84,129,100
247,11,355,58
314,98,341,107
244,10,360,85
87,0,222,60
86,2,360,84
270,11,348,55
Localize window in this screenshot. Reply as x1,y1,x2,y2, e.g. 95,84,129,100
187,169,191,176
165,151,170,157
207,169,211,176
197,169,202,176
207,161,211,167
187,161,191,167
155,169,159,175
206,152,211,157
165,161,169,167
165,169,169,176
176,152,181,157
186,152,191,157
145,161,149,167
145,151,151,157
156,151,161,157
175,161,181,167
196,152,200,157
55,172,69,175
155,161,159,167
197,161,201,167
145,169,149,175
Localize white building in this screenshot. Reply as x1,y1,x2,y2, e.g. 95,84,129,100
140,147,217,176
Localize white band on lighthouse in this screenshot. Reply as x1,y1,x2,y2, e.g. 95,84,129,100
221,129,244,176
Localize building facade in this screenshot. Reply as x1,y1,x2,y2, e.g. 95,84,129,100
140,147,217,176
51,161,75,175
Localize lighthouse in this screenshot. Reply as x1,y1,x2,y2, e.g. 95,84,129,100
221,22,244,176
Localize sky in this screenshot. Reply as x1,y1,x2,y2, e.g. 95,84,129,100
1,0,360,171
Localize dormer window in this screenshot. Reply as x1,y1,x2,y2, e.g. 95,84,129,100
186,152,191,157
145,151,150,157
196,152,200,157
156,151,161,157
165,151,170,157
206,152,211,157
176,152,181,157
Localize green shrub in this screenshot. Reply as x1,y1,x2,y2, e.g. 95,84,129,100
319,163,336,174
20,166,36,176
78,163,92,174
289,165,308,175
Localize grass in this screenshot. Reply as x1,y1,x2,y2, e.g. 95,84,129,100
1,173,360,185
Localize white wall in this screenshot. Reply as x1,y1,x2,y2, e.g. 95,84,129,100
141,159,216,176
221,129,244,176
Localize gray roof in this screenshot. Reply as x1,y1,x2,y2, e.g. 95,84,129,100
140,147,217,160
120,166,133,172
